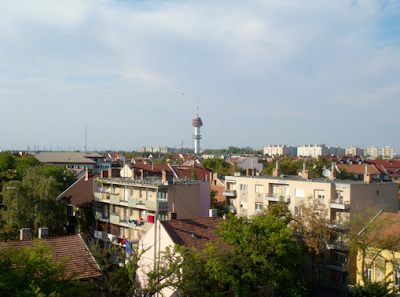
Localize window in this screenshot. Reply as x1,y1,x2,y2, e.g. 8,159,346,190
314,190,325,200
364,268,372,280
395,270,400,286
255,203,263,211
295,188,305,198
240,184,248,192
255,185,264,194
314,269,324,280
295,206,302,216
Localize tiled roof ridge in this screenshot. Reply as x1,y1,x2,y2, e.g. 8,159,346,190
1,234,79,243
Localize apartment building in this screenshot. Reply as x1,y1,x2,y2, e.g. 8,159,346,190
297,144,329,158
93,173,210,246
263,145,297,156
345,146,364,156
222,169,398,292
382,146,395,159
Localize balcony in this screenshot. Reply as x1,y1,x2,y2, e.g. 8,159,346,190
329,221,349,231
110,213,121,224
110,194,120,203
145,200,168,211
94,192,102,201
223,189,237,197
94,211,110,222
265,193,290,203
329,199,350,210
326,239,350,252
224,205,237,214
326,260,349,272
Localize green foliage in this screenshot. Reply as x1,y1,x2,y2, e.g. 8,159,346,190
201,158,242,176
347,278,398,297
205,213,306,297
87,238,135,297
1,167,69,238
190,169,198,180
0,152,15,172
336,167,355,180
0,240,92,296
210,190,225,217
267,198,294,226
262,157,303,175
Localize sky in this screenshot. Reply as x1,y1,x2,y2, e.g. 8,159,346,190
1,0,400,153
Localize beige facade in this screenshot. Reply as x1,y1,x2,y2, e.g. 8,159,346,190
223,172,398,291
93,177,210,245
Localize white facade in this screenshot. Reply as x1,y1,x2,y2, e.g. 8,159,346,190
263,145,297,156
366,146,379,158
297,144,329,158
345,146,364,156
382,146,395,159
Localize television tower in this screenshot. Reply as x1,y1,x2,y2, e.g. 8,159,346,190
192,98,203,154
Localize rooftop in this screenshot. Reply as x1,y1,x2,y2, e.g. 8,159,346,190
0,234,101,280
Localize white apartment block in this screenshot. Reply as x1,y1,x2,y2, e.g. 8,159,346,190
382,146,395,159
366,146,379,158
222,169,398,292
345,146,364,156
263,145,297,156
297,144,329,158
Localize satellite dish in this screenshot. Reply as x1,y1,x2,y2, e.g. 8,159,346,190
322,169,331,178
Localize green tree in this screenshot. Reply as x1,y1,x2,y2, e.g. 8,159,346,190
205,213,306,297
0,152,15,172
190,169,198,180
0,240,92,296
347,278,398,297
1,168,68,238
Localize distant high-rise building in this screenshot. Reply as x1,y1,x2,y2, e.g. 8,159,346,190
382,146,395,159
345,146,364,156
366,146,379,158
192,100,203,154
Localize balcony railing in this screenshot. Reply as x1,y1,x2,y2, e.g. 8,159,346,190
326,238,350,251
329,199,350,210
224,205,237,214
110,213,121,224
94,192,102,201
94,211,110,222
222,189,237,197
329,221,349,231
110,194,120,203
265,193,290,203
145,200,168,211
326,260,349,272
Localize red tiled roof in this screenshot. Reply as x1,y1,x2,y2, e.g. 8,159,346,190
336,164,382,175
58,174,99,206
0,235,101,280
172,165,212,180
161,217,227,254
367,212,400,248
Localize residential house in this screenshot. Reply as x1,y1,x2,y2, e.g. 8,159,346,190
356,212,400,290
222,168,399,291
93,172,211,247
227,156,264,173
34,152,112,175
58,170,99,234
335,164,390,182
137,215,225,297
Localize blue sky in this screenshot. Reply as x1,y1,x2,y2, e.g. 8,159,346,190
1,0,400,153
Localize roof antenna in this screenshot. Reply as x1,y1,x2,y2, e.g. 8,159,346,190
197,97,199,117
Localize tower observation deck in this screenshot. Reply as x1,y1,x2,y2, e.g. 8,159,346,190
192,100,203,154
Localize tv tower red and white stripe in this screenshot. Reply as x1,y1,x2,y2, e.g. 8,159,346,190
192,98,203,154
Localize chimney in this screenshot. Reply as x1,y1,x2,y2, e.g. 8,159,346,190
272,161,280,177
38,227,48,238
209,209,217,217
246,169,252,176
364,165,372,183
301,170,310,179
20,228,30,240
85,169,90,181
329,162,336,180
140,169,144,179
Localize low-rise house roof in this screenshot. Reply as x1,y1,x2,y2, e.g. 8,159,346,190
0,234,101,280
160,217,225,253
34,152,105,164
58,173,99,206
